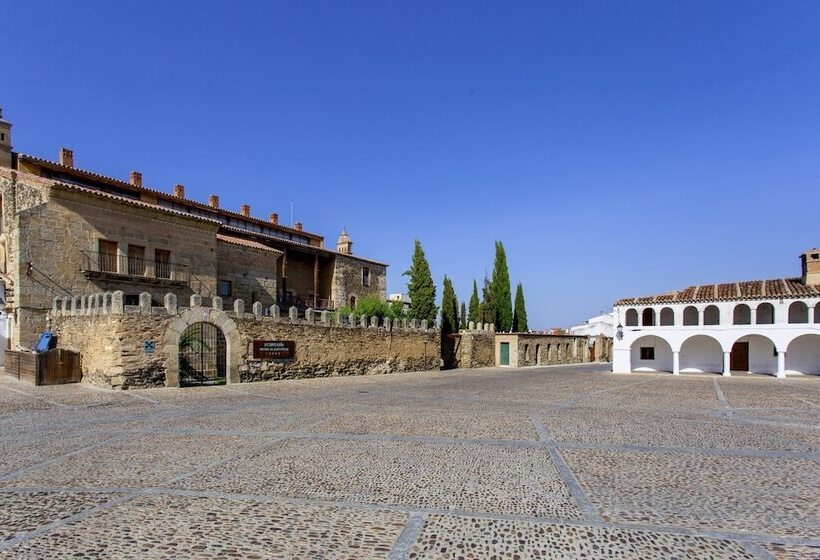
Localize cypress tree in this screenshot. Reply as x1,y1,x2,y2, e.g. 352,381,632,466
512,283,528,332
403,240,437,323
481,275,495,326
468,279,480,324
460,301,467,330
491,241,513,331
440,276,458,334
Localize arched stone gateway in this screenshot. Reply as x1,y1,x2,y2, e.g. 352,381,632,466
163,306,241,387
179,322,227,386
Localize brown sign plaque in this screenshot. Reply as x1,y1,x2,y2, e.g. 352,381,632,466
252,340,296,360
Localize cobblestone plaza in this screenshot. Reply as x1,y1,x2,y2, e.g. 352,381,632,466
0,364,818,559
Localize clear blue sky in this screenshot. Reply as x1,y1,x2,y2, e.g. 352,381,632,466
6,1,819,328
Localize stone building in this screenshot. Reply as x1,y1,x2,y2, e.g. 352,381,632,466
494,332,611,367
0,109,387,349
611,249,820,377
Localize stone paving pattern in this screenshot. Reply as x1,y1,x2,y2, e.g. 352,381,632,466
0,364,818,559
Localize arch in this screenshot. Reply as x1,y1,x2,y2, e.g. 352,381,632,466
788,301,809,324
679,335,723,374
703,305,720,326
733,304,751,325
659,307,674,326
163,306,241,387
815,302,820,324
641,308,655,326
523,344,530,366
179,322,227,386
535,344,541,365
730,334,777,375
630,335,673,373
756,302,774,324
683,306,699,326
625,308,638,326
785,334,820,375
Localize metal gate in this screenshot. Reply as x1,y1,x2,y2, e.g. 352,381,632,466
179,322,226,387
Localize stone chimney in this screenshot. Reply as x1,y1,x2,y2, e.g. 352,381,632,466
0,108,11,169
59,148,74,168
173,184,185,198
129,171,142,187
294,222,303,231
269,213,279,224
240,204,251,217
801,248,820,286
208,194,219,208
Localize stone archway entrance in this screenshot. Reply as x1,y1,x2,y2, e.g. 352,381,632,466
179,322,227,386
163,306,241,387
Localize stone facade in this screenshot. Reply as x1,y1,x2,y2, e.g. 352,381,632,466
330,254,388,309
52,291,439,389
494,333,612,367
216,237,280,309
453,331,496,369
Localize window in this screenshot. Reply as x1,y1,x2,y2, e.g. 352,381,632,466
128,245,145,276
362,267,371,287
98,239,118,273
155,249,171,279
218,280,232,297
640,347,655,360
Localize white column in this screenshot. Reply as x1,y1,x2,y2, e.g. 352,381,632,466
698,308,704,326
809,305,816,324
723,351,731,377
750,307,757,324
776,351,786,378
672,351,680,375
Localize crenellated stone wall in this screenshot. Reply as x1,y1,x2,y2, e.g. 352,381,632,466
53,290,440,389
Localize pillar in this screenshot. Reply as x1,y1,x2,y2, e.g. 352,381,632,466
672,351,680,375
723,351,731,377
809,305,815,324
776,351,786,378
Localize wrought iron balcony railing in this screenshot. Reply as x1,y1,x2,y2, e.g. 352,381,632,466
81,251,190,284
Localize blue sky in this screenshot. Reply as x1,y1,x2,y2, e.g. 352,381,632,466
6,1,819,328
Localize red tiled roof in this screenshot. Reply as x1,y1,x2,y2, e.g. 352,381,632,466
216,234,282,254
615,278,820,306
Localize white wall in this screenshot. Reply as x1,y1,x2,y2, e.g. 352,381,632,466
630,335,673,372
786,335,820,375
737,335,777,375
679,335,723,373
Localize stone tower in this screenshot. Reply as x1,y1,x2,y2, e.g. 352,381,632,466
336,228,353,255
0,108,12,169
801,248,820,286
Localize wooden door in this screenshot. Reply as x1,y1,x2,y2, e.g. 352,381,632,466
730,342,749,371
499,342,510,366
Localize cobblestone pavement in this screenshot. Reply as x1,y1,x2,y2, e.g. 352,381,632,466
1,364,818,559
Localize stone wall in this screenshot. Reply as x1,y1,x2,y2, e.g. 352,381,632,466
494,333,610,367
454,330,496,369
330,254,387,309
216,238,279,309
52,290,440,389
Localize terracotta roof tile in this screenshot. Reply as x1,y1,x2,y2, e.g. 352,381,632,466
615,278,820,306
216,234,283,254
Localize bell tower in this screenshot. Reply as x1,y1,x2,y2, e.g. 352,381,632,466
0,108,12,169
336,228,353,255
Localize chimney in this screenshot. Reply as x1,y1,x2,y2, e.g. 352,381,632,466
173,184,185,198
269,213,279,224
129,171,142,187
59,148,74,168
240,204,251,217
208,194,219,208
294,222,303,231
801,249,820,286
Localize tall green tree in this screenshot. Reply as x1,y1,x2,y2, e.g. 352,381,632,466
512,283,528,332
481,275,495,326
403,240,437,323
468,279,480,324
460,301,467,330
440,276,458,334
491,241,513,331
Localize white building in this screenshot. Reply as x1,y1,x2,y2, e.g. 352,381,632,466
570,313,615,338
388,293,411,311
612,249,820,377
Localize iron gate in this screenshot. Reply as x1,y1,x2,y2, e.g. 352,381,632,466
179,322,226,387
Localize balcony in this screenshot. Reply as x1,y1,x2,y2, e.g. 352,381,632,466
81,250,190,286
277,292,334,312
